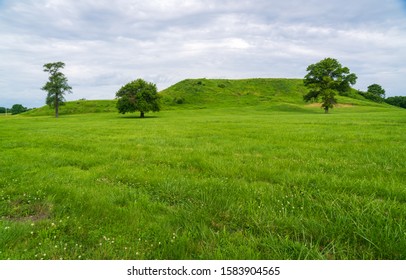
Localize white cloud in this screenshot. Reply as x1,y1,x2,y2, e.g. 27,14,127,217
0,0,406,107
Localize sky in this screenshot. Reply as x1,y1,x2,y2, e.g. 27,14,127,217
1,0,406,108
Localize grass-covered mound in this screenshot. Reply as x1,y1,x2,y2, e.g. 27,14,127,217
24,78,393,117
160,78,391,110
24,100,116,117
160,78,307,108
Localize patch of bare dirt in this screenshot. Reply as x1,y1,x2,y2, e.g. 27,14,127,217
2,201,51,222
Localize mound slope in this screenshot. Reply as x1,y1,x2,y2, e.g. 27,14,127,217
24,100,116,116
160,78,308,108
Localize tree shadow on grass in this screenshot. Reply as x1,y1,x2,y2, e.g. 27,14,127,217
117,114,160,119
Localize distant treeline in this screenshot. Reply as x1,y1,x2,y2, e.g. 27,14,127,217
385,96,406,109
355,88,405,109
350,83,403,109
0,104,31,115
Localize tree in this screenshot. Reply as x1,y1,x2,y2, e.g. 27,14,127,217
10,104,27,115
367,84,385,101
115,79,160,118
357,84,385,103
41,62,72,118
303,58,357,113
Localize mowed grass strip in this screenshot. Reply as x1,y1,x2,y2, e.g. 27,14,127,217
0,106,405,259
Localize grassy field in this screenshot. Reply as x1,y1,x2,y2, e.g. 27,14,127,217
1,79,405,260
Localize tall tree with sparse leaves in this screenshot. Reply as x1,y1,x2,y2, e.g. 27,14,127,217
41,62,72,118
303,58,357,113
116,79,160,118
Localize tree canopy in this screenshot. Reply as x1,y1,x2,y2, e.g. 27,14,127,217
358,84,386,103
41,62,72,118
367,84,385,98
10,104,28,115
303,58,357,113
115,79,160,118
367,84,386,102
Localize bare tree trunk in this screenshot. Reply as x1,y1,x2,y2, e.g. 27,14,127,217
324,107,329,114
140,111,145,118
55,94,59,118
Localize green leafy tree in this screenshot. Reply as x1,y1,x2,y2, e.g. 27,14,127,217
10,104,27,115
303,58,357,113
115,79,160,118
367,84,385,102
41,62,72,118
357,84,385,103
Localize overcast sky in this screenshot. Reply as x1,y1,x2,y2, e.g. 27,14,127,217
1,0,406,108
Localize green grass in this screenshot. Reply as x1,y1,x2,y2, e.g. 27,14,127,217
1,101,405,259
160,78,308,108
24,99,116,116
24,78,390,117
159,78,387,109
